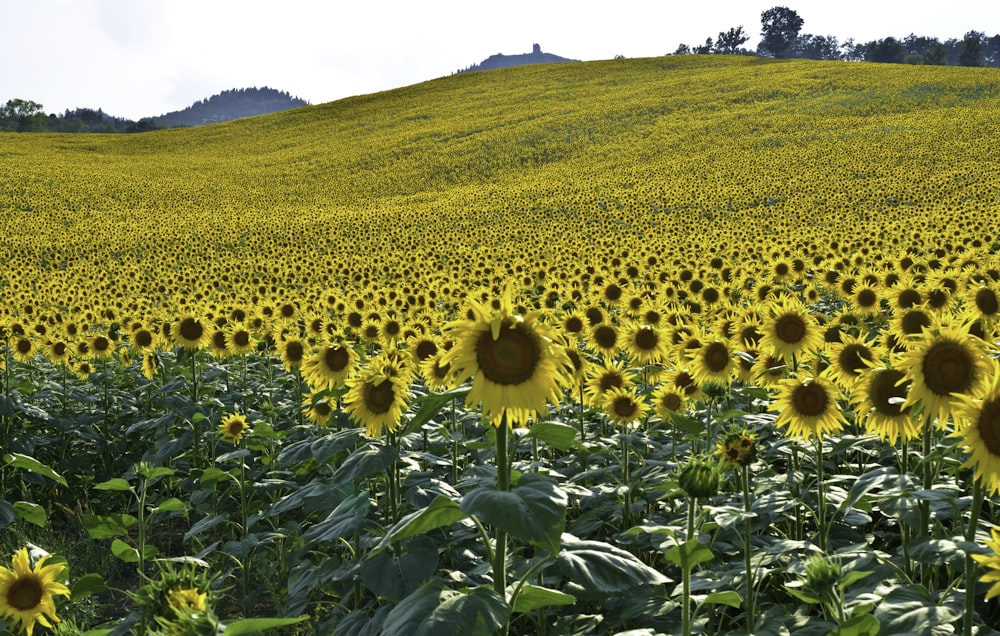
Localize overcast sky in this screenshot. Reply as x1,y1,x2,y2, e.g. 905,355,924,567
2,0,996,120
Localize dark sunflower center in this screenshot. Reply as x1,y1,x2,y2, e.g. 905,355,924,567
585,307,604,326
324,346,350,371
976,289,1000,316
660,392,682,411
415,340,438,361
179,318,203,342
94,336,110,351
634,327,659,351
792,382,829,417
593,325,618,349
227,421,245,436
599,372,623,392
7,576,43,610
901,310,931,335
976,399,1000,457
839,344,873,376
773,313,806,344
53,342,66,356
605,284,622,302
135,330,153,348
898,289,921,309
285,340,305,362
475,323,540,386
433,360,451,379
703,342,730,373
613,396,637,418
870,369,908,416
15,339,31,354
212,332,227,349
675,371,698,396
856,289,878,308
564,316,584,334
927,289,949,309
740,326,762,348
922,339,976,397
233,330,251,347
364,379,396,414
314,401,332,416
280,304,295,318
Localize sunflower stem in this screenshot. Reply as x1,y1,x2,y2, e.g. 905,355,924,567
494,415,511,606
964,478,985,636
816,437,827,552
742,464,755,631
621,432,631,528
684,497,698,636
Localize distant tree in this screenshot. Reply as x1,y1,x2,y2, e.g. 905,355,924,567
789,34,841,60
958,31,985,66
759,6,804,58
924,43,949,65
867,37,907,63
693,37,714,54
673,43,692,55
0,98,47,131
714,26,749,54
985,34,1000,67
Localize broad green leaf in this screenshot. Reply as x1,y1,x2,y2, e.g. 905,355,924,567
82,513,139,539
144,466,176,480
94,478,133,492
670,412,706,435
183,513,229,542
333,444,399,484
701,590,742,608
13,501,46,527
461,473,567,553
361,536,438,603
527,421,579,451
111,538,138,563
0,499,14,529
382,495,468,546
199,466,234,488
783,585,821,605
841,569,875,589
873,584,962,634
72,573,109,601
557,534,671,594
4,453,68,486
511,584,576,613
223,615,310,635
151,497,187,515
830,613,880,636
663,539,715,569
382,581,509,636
401,388,470,437
303,491,370,543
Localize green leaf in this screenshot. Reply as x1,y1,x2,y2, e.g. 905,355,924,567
303,492,370,543
361,536,438,603
783,585,821,605
701,590,742,609
94,478,134,492
72,573,109,601
829,613,880,636
511,584,576,613
841,569,875,589
663,539,715,569
713,409,747,422
199,466,234,488
111,538,138,563
333,444,399,484
82,513,138,539
557,533,671,594
908,538,962,567
527,421,579,451
151,497,187,515
461,473,567,553
144,466,176,481
183,513,229,542
3,453,68,486
0,499,13,529
401,388,470,437
670,412,706,435
223,615,310,635
382,581,509,636
13,501,46,527
382,495,468,546
873,584,962,634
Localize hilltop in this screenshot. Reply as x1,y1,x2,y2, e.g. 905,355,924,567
145,87,309,128
456,43,578,73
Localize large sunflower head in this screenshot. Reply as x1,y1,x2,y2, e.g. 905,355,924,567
172,314,211,351
302,340,359,391
901,317,991,429
602,386,650,427
852,362,920,444
345,367,409,438
955,361,1000,495
769,374,847,441
688,337,737,388
443,289,569,427
622,321,667,366
760,298,823,363
0,547,71,636
825,334,878,392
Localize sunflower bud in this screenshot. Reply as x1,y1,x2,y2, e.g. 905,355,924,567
678,457,720,499
803,554,842,600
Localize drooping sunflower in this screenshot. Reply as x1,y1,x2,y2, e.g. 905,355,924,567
901,317,991,429
141,352,159,381
442,289,569,427
954,360,1000,495
770,374,847,441
344,367,409,437
602,386,650,427
218,413,250,445
852,363,919,444
749,353,789,389
760,298,823,363
0,547,71,636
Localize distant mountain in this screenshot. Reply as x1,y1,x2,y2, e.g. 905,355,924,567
145,87,309,128
457,43,578,73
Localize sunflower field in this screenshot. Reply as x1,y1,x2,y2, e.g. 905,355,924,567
2,54,1000,635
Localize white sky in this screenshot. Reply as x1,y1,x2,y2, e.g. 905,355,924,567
1,0,996,120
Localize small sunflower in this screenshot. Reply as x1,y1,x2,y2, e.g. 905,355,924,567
651,383,688,419
760,298,823,363
688,337,737,388
89,333,115,360
443,288,569,427
770,374,847,441
302,341,358,390
167,586,207,614
825,334,877,391
303,390,335,427
172,314,211,351
852,363,919,444
0,547,71,636
344,367,409,438
715,429,758,469
621,322,667,366
226,322,257,356
11,337,34,364
901,318,990,429
218,413,250,445
277,335,307,372
603,386,650,427
586,322,621,360
583,358,636,408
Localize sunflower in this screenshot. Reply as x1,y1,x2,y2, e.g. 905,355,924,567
303,390,335,427
955,360,1000,495
73,360,94,381
44,340,70,366
659,367,706,403
849,284,883,319
218,413,250,445
760,298,823,363
409,335,439,364
172,314,211,351
716,429,758,469
277,335,307,372
750,353,788,388
302,341,358,390
0,547,71,636
11,337,34,364
130,325,159,354
226,322,256,355
770,374,847,441
890,306,934,343
442,289,569,427
852,363,919,444
901,318,990,429
825,334,877,391
586,322,621,360
651,383,689,419
167,587,207,614
89,333,115,360
621,322,667,366
688,337,737,387
963,283,1000,330
420,349,458,392
345,367,409,437
603,386,650,427
973,527,1000,600
560,310,588,339
207,329,231,359
141,352,159,381
583,358,636,408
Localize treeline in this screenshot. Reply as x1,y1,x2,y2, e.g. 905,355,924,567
0,87,308,134
674,7,1000,67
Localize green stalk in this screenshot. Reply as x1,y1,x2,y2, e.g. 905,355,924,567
742,465,755,630
964,479,985,636
494,416,511,602
684,497,697,636
816,437,827,552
